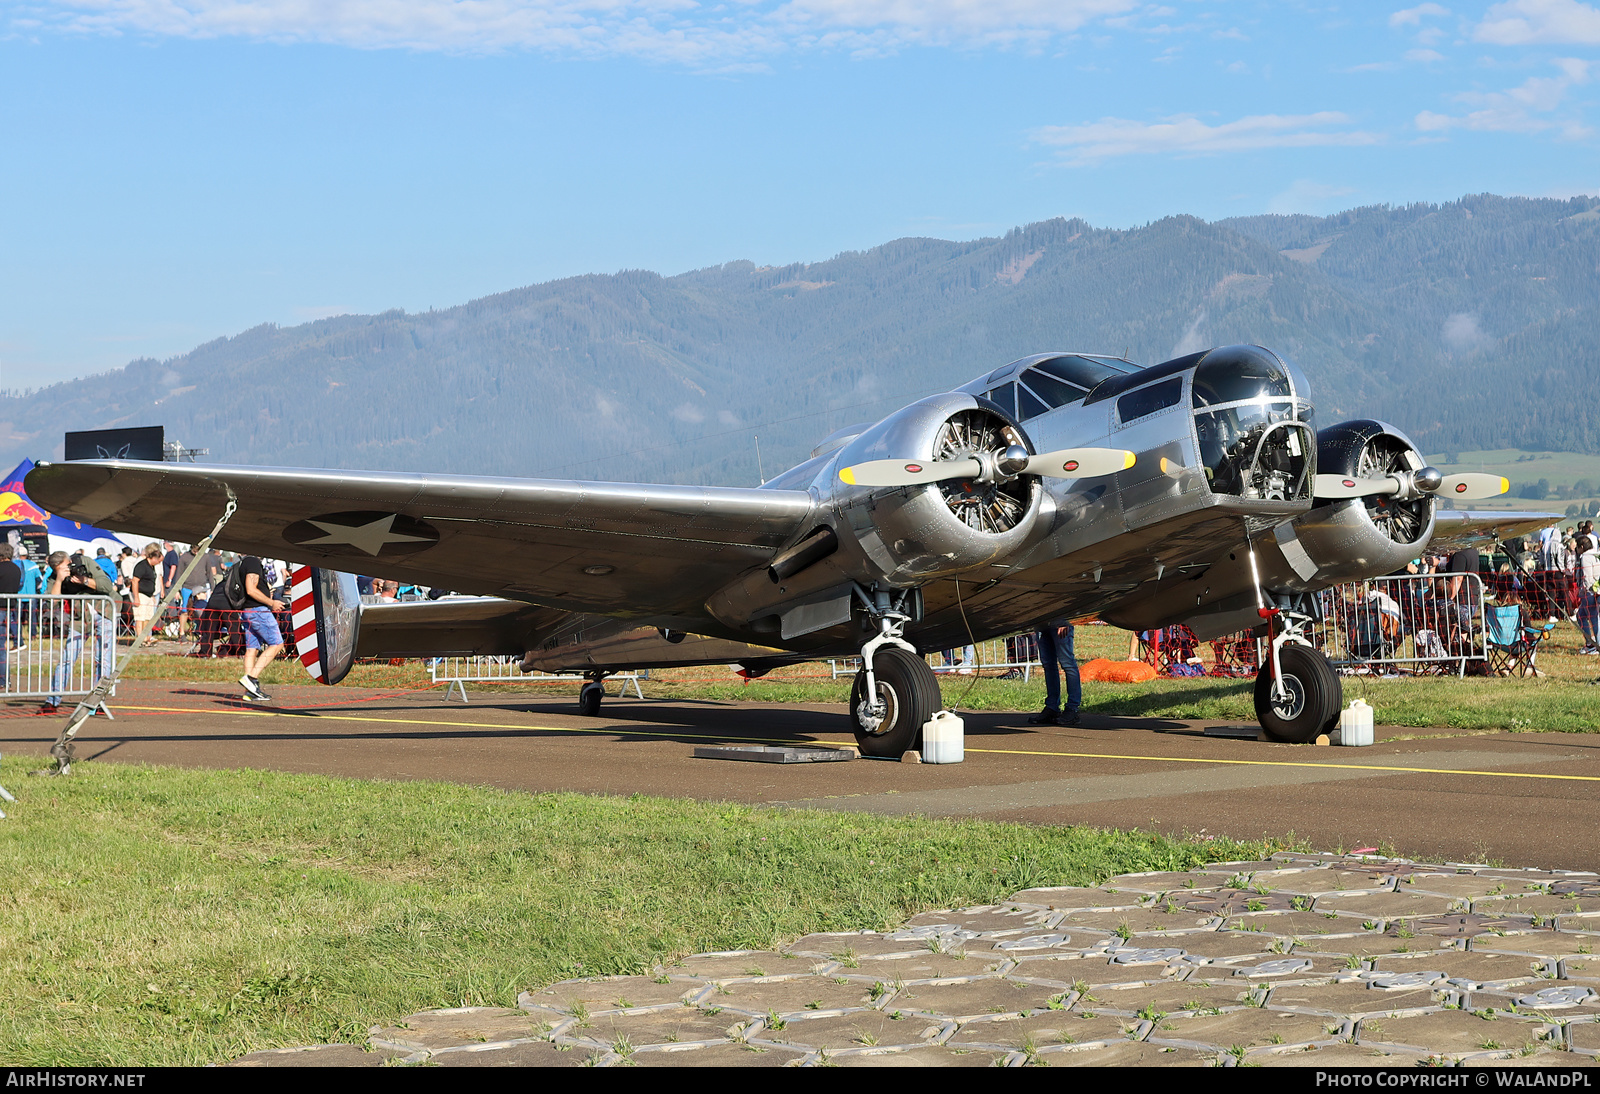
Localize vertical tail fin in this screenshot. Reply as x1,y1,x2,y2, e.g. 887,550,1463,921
288,565,362,685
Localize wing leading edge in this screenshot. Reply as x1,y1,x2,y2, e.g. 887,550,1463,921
27,460,816,620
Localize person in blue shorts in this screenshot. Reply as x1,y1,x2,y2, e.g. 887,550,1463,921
234,555,285,702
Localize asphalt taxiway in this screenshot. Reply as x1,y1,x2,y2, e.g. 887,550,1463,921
2,681,1593,869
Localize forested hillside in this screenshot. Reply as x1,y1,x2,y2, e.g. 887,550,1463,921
2,193,1595,486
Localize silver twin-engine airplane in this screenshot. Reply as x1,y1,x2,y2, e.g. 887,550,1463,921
28,344,1544,755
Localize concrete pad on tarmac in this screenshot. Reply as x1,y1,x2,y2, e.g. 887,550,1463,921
2,680,1595,869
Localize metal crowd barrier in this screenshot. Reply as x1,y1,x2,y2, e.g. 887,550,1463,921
1,594,119,704
429,656,645,703
1311,572,1486,676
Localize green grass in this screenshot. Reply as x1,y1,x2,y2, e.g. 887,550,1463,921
0,756,1290,1067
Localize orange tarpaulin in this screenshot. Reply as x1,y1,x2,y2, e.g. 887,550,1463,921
1079,658,1158,683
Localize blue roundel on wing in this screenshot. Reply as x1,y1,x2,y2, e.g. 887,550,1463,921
283,511,440,557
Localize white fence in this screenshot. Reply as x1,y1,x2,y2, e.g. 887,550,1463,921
429,656,645,703
2,594,119,704
1310,573,1487,676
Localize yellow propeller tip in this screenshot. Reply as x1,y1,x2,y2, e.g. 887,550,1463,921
1159,457,1169,474
1499,477,1509,493
838,467,856,486
1123,451,1136,470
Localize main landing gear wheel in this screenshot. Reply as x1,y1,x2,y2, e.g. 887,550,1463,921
1254,644,1342,743
578,682,604,717
850,647,941,758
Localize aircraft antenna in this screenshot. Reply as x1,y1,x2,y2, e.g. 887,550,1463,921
755,434,766,485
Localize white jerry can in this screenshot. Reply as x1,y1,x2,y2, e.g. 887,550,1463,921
921,710,965,764
1338,699,1374,746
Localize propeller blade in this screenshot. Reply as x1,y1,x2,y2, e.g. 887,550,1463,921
1438,473,1509,500
1314,474,1401,499
838,457,982,487
1023,447,1136,478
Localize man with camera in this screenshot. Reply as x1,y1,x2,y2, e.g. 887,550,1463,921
40,550,117,714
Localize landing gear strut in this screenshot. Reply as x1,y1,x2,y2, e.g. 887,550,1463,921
1252,603,1342,743
849,588,940,758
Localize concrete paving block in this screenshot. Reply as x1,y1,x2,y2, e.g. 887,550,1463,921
1314,890,1458,919
1356,1010,1551,1056
708,974,886,1017
1471,981,1600,1013
1258,869,1399,896
1472,932,1600,958
1100,871,1231,895
627,1041,806,1067
1151,1007,1342,1050
581,1006,760,1048
835,954,1004,983
933,903,1059,934
1408,874,1538,900
1367,949,1549,985
1220,910,1384,938
1219,955,1353,981
1458,1049,1596,1067
1036,1040,1220,1066
1246,1042,1430,1067
1079,979,1261,1017
785,933,938,960
1008,886,1146,910
1473,894,1593,921
368,1007,547,1051
225,1044,407,1067
1056,907,1221,934
889,975,1059,1021
755,1008,948,1052
668,952,808,978
948,1011,1137,1050
427,1038,598,1067
1182,890,1300,916
1265,980,1444,1018
824,1045,1012,1066
1564,1018,1600,1054
523,974,707,1013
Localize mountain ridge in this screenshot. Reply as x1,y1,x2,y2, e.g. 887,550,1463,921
3,193,1595,486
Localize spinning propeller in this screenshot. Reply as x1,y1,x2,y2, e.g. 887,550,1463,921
839,446,1135,488
1314,468,1508,502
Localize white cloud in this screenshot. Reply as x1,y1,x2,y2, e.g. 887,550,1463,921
672,403,705,423
22,0,1142,58
1390,3,1451,26
1415,57,1591,137
1441,312,1489,352
1033,112,1381,164
1266,179,1357,215
1475,0,1600,45
1405,47,1445,61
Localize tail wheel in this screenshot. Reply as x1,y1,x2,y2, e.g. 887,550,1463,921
1254,644,1341,743
850,647,942,758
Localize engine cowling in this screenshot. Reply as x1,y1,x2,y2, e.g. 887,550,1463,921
703,393,1046,635
829,392,1045,585
1285,419,1436,584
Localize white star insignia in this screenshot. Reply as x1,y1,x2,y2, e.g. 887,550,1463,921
299,514,432,557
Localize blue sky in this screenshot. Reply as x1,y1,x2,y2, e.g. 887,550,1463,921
3,0,1598,389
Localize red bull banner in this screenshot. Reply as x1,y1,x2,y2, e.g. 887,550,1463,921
3,458,128,544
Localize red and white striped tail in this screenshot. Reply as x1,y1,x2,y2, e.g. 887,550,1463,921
289,565,325,681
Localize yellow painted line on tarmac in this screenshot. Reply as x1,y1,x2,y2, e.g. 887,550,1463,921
116,703,1600,785
965,746,1600,783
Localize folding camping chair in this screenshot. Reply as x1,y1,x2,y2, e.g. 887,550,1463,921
1484,604,1539,677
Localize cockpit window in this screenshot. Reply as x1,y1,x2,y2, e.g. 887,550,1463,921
1117,377,1184,423
984,383,1017,418
1033,355,1129,391
1020,367,1089,412
1191,347,1292,408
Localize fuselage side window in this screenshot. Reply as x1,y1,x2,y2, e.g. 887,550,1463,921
1117,377,1183,424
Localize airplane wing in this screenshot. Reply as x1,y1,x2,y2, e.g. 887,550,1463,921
26,460,816,619
1429,509,1559,553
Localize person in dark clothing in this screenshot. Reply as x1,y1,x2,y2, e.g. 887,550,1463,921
0,544,19,687
40,551,116,713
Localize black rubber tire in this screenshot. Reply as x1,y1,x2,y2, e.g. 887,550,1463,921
578,682,603,717
1254,644,1342,743
850,647,942,758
